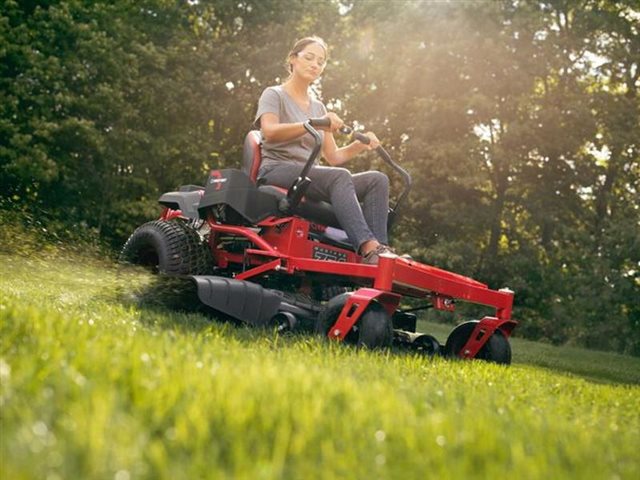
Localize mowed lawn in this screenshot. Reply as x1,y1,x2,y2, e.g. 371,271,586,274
1,252,639,480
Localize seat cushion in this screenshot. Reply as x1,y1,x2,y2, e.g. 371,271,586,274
258,185,342,229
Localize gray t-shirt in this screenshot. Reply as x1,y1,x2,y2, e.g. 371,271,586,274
254,85,327,171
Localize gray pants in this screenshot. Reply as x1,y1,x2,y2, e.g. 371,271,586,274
259,162,389,251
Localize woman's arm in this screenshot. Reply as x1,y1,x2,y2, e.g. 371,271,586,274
260,111,344,143
260,111,347,145
322,131,380,166
260,113,308,143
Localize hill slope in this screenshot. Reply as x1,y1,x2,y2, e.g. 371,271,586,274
1,253,639,479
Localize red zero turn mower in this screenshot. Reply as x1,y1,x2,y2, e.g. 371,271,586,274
121,119,517,364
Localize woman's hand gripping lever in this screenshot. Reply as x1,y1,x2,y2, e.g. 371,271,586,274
339,125,412,230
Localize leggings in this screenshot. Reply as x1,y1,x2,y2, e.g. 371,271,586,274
259,161,389,251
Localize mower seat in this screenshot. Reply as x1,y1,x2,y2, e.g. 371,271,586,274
243,131,345,231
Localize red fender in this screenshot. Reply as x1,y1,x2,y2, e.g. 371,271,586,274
459,316,518,359
159,207,184,221
328,288,401,341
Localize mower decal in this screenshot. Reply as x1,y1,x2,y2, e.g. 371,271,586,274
208,170,228,190
313,246,347,262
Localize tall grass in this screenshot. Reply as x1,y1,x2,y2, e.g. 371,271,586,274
1,252,639,479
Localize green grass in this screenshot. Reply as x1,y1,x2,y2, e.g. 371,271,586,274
1,252,639,479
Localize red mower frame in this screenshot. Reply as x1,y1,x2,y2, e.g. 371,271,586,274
198,212,516,354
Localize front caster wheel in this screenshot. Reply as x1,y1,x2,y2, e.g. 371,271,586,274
316,293,393,348
444,321,512,365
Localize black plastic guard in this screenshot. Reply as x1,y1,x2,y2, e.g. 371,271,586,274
158,191,203,220
191,276,282,326
198,169,279,224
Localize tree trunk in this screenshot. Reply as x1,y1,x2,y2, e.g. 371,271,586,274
593,146,620,243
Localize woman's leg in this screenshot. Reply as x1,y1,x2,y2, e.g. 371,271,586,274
260,163,376,251
351,171,390,245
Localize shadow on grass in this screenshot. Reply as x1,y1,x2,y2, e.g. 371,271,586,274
419,311,640,386
510,337,640,386
418,319,640,386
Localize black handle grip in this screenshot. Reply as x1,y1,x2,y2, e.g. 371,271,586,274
309,117,331,128
353,132,371,145
339,125,371,145
312,122,369,145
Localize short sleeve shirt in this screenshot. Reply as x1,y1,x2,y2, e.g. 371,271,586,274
254,85,327,168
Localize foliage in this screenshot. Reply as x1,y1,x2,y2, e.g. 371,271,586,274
1,251,639,479
0,0,638,353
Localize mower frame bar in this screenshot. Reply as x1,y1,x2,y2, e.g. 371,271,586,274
206,216,515,323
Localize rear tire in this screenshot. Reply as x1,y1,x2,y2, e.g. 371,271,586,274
316,293,393,348
120,219,213,275
444,321,511,365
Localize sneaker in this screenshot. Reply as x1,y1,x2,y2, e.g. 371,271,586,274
361,244,401,265
385,246,413,261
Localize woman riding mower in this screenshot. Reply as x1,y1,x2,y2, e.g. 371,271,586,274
254,36,407,265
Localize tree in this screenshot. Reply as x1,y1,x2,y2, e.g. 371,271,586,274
1,0,637,353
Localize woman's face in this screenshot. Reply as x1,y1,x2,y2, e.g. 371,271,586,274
291,42,326,82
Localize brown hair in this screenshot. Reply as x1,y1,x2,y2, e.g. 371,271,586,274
285,36,328,73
